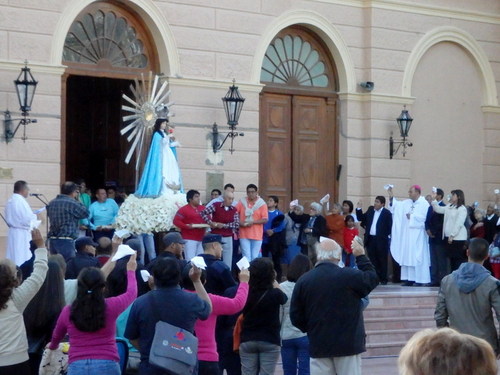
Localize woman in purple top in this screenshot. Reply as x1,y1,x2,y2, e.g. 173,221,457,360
48,254,138,375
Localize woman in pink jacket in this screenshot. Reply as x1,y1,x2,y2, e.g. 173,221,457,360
182,264,249,375
48,253,138,375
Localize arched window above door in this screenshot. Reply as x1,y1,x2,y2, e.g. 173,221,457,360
261,27,337,91
62,2,157,75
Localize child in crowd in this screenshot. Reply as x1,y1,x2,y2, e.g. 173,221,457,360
342,215,358,268
470,209,485,239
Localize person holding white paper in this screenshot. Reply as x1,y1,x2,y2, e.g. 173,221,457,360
5,180,37,266
388,185,430,286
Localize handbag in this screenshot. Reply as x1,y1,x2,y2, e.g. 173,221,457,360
39,343,69,375
232,290,269,352
232,314,245,352
148,292,198,375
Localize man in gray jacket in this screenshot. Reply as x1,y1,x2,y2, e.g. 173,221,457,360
435,237,500,353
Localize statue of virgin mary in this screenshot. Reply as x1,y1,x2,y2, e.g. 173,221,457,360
135,118,183,197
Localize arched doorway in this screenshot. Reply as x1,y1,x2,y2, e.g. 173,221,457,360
61,1,159,191
259,26,339,209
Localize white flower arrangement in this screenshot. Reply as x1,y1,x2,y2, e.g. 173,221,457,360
115,193,187,234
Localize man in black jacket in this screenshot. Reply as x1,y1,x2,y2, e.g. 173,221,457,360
290,238,378,375
356,196,392,284
425,188,447,286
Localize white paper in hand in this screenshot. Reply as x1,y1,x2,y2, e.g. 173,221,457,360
111,244,136,262
191,256,207,270
320,194,330,204
289,199,299,208
115,229,131,239
384,184,394,190
140,270,151,283
237,256,250,270
33,207,46,215
432,186,437,193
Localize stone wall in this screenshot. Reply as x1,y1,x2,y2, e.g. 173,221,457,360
0,0,498,247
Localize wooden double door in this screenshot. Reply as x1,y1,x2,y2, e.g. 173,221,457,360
259,92,338,210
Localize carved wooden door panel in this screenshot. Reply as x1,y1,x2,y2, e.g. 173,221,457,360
293,95,330,208
260,93,337,210
259,93,292,207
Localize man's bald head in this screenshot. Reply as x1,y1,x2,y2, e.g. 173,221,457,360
223,190,234,206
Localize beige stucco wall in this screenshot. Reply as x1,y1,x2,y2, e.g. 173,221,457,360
0,0,499,255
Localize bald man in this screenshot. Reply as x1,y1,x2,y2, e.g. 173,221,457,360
201,191,240,269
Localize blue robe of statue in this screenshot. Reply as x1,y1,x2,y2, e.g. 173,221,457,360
135,131,183,197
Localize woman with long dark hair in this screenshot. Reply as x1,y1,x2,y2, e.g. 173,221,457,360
23,256,65,374
432,189,468,271
0,230,48,375
135,117,183,197
48,253,138,374
239,257,287,375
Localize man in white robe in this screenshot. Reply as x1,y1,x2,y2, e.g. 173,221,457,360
388,185,430,285
5,180,37,266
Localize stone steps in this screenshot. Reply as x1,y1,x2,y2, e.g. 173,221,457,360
362,285,438,357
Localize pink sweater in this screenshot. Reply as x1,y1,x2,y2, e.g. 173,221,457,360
195,282,249,362
49,270,137,363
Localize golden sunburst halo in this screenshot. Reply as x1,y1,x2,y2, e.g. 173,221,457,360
121,71,174,169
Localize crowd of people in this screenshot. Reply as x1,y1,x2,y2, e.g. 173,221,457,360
1,179,500,375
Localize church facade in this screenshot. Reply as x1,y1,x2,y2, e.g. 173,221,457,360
0,0,499,240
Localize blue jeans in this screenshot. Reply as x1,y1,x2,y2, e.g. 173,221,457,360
239,239,262,261
49,238,75,262
281,336,310,375
139,233,156,265
68,359,120,375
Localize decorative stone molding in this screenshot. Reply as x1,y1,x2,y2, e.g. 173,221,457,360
0,60,66,76
402,26,499,107
313,0,500,25
250,9,356,93
168,77,264,93
338,92,415,105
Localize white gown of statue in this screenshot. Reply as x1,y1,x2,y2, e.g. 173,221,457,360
160,132,181,194
5,193,37,266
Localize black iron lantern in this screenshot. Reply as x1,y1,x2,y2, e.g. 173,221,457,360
396,107,413,138
15,62,38,113
3,61,38,142
390,105,413,159
212,79,245,153
222,79,245,128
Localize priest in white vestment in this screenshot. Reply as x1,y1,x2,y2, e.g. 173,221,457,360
388,185,430,285
5,181,37,266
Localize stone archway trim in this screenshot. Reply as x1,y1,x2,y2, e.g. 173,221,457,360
250,9,356,93
402,26,498,107
50,0,180,76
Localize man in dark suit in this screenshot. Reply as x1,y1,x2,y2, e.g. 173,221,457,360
425,188,447,286
356,196,392,284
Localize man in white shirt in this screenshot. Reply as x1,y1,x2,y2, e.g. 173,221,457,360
5,180,37,266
